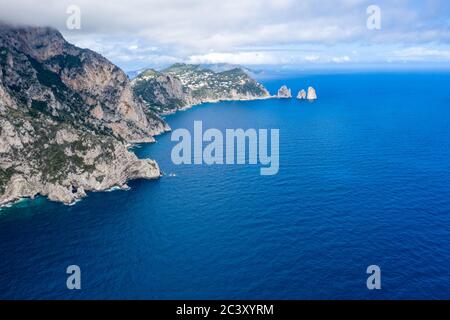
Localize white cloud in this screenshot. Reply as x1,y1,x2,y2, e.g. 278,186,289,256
304,55,320,62
331,55,351,63
391,47,450,61
1,0,449,69
188,52,279,65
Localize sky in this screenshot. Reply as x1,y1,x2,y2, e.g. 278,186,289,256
0,0,449,71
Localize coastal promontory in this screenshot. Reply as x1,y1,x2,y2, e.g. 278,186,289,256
132,64,270,114
0,24,273,206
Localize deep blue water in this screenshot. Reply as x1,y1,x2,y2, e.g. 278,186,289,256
1,71,450,299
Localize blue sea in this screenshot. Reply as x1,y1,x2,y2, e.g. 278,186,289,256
1,71,450,299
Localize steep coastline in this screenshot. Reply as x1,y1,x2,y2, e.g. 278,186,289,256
0,24,169,206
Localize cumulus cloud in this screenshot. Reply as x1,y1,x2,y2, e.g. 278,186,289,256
188,52,279,65
0,0,449,69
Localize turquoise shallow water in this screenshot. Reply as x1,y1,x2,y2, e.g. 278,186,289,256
1,71,450,299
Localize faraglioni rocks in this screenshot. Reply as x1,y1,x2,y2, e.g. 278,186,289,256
132,63,270,115
0,24,168,206
307,86,318,100
277,85,292,98
297,89,307,99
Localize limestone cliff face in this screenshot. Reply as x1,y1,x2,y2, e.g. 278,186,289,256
133,64,270,114
0,24,168,205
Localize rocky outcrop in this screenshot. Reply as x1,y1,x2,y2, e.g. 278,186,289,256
133,64,271,114
0,138,160,205
0,24,168,206
307,86,318,100
297,89,307,100
277,85,292,98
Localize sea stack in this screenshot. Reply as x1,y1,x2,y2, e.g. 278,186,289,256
297,89,307,99
277,85,292,98
307,86,317,100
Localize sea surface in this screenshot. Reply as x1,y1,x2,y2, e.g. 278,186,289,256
1,71,450,299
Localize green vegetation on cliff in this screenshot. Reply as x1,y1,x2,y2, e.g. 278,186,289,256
133,63,269,114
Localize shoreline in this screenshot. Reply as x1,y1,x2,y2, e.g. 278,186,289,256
0,94,274,210
158,94,274,116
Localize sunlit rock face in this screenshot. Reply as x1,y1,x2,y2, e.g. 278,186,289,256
0,24,167,205
297,89,307,99
307,87,318,100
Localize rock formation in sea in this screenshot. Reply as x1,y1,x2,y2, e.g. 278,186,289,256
277,85,292,98
297,89,307,99
0,24,169,205
132,63,271,115
307,86,318,100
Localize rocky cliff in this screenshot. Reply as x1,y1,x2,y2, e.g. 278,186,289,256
132,63,270,114
0,24,169,205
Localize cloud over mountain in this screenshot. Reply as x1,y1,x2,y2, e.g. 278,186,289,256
1,0,449,69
